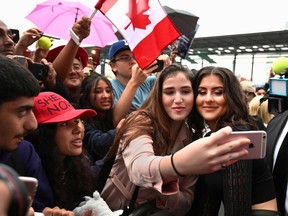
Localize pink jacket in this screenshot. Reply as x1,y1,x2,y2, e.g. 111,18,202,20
101,123,198,216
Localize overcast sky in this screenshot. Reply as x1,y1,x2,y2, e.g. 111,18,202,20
1,0,287,40
1,0,287,83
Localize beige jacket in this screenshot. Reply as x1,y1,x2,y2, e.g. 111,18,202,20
101,123,198,216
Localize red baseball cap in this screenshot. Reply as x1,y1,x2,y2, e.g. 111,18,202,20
33,92,96,124
45,45,88,67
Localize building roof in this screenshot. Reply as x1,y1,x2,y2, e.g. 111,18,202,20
86,30,288,63
189,30,288,56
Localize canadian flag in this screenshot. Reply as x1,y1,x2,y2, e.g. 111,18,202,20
95,0,180,69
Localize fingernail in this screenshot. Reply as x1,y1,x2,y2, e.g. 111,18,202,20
228,159,237,165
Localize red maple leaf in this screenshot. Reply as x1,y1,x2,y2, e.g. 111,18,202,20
124,0,151,30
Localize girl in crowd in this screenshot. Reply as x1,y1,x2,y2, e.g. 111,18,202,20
249,95,274,127
80,74,118,164
188,66,278,215
100,64,251,216
28,91,98,211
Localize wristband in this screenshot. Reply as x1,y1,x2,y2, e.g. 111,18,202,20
171,152,184,177
69,28,80,46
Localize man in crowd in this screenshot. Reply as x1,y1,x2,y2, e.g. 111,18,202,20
266,97,288,216
108,39,171,116
0,54,55,212
0,20,77,215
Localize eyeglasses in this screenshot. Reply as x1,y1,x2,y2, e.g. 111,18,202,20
72,65,83,72
114,55,135,62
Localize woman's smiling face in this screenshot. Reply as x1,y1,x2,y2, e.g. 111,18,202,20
196,74,227,131
162,72,194,122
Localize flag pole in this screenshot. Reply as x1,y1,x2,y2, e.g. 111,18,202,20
89,8,97,19
69,5,99,46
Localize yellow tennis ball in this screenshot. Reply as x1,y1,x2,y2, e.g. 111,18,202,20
271,56,288,75
37,37,52,50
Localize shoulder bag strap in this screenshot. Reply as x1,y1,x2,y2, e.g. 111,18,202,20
96,156,116,193
121,186,139,216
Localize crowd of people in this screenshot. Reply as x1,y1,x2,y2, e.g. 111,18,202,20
0,12,287,216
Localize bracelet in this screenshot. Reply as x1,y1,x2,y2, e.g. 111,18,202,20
69,28,81,46
171,152,184,177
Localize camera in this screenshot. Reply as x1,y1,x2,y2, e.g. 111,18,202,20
267,72,288,115
28,62,49,82
266,57,288,115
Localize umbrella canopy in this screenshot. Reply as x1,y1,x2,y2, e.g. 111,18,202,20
163,6,199,36
25,0,118,47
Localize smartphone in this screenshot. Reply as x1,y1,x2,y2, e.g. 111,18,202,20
28,62,49,81
12,55,27,67
147,60,164,73
10,29,20,43
226,130,267,160
18,176,38,205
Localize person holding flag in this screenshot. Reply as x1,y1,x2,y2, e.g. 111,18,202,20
92,0,182,114
108,39,171,114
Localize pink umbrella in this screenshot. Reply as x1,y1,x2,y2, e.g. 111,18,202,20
25,0,117,47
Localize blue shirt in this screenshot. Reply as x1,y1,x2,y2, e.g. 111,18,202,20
0,140,55,212
83,123,116,162
111,76,156,113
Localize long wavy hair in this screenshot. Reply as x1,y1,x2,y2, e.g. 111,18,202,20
79,74,114,131
188,66,257,139
27,124,98,210
105,64,194,159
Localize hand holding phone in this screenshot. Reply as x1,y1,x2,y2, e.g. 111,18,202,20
18,176,38,206
226,131,267,160
28,62,49,81
146,60,164,73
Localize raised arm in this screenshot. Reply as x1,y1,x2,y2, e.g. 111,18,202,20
112,63,155,126
52,16,91,82
160,126,250,182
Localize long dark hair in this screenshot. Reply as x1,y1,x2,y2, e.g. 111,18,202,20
106,64,194,159
188,66,257,139
80,74,114,131
27,124,97,210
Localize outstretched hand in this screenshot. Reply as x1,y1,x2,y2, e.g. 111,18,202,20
71,16,91,43
174,126,250,175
